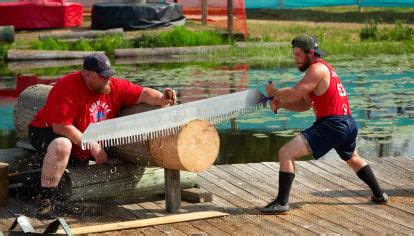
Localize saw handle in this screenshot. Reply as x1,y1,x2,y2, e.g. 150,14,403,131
164,88,176,106
267,81,277,114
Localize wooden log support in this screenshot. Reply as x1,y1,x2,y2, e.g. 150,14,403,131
7,49,105,61
181,188,213,203
0,163,9,206
39,28,124,41
165,169,180,213
65,165,196,202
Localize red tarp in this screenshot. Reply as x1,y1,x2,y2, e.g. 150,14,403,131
0,1,83,29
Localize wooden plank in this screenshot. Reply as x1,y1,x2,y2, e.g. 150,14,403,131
197,174,298,234
222,164,356,235
316,159,414,196
165,169,181,213
125,196,199,235
294,161,414,230
309,160,414,214
234,163,382,234
385,157,414,171
214,165,347,234
56,211,228,234
380,157,414,172
364,158,414,184
200,167,315,234
250,162,404,234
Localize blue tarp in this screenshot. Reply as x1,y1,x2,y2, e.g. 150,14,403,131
245,0,414,9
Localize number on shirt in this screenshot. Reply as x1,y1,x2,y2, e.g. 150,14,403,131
337,82,347,97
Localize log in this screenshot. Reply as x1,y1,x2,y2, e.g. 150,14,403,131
0,147,197,202
0,162,9,206
39,28,124,41
63,164,197,202
149,119,219,172
114,45,231,57
7,49,105,61
13,84,52,141
14,84,220,172
7,59,83,72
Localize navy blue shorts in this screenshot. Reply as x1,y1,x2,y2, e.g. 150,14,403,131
301,115,358,161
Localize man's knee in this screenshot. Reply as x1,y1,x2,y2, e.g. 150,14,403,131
278,145,294,162
47,138,72,160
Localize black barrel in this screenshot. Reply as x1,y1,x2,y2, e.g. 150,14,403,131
0,26,15,43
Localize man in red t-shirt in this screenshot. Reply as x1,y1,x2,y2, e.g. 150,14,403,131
28,53,177,219
258,35,387,215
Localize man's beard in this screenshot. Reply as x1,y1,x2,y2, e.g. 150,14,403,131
99,84,111,94
298,60,310,72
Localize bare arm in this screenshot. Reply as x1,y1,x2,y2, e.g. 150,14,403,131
52,123,82,146
266,64,327,103
282,97,312,112
52,123,108,164
137,87,176,106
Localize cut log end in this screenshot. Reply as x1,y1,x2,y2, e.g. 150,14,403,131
149,119,219,172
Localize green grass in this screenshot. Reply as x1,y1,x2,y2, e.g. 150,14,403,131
0,43,10,60
133,26,230,48
32,35,133,55
360,20,413,41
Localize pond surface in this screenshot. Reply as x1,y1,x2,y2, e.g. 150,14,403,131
1,54,413,164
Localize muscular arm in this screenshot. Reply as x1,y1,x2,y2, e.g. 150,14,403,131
268,64,327,103
52,123,83,146
136,87,164,105
282,96,312,112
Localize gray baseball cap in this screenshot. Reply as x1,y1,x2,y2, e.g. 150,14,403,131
291,35,326,57
83,53,114,77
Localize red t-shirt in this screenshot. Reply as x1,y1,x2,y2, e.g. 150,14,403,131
308,59,351,120
30,71,143,160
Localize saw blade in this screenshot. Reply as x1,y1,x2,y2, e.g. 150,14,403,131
81,89,267,150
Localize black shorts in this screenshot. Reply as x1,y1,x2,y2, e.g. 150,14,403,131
301,115,358,161
28,125,89,166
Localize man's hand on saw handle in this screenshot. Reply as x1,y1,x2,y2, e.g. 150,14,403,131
90,141,108,164
161,88,177,107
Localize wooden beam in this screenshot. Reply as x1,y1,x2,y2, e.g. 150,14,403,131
56,211,228,234
227,0,233,37
181,188,213,203
201,0,208,25
165,168,181,213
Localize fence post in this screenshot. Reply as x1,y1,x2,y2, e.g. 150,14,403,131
227,0,233,37
357,0,364,12
201,0,208,25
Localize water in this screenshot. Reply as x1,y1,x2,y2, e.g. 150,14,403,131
1,55,413,164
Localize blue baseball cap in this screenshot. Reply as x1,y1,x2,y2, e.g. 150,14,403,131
83,53,114,77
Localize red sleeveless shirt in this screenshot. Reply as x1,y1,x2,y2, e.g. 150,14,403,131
308,59,351,120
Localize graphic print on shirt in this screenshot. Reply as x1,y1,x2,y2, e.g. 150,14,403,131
89,100,111,123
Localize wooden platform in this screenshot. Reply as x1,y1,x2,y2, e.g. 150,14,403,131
1,157,413,235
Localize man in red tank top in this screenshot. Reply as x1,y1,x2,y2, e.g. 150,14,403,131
28,53,177,219
258,35,388,215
